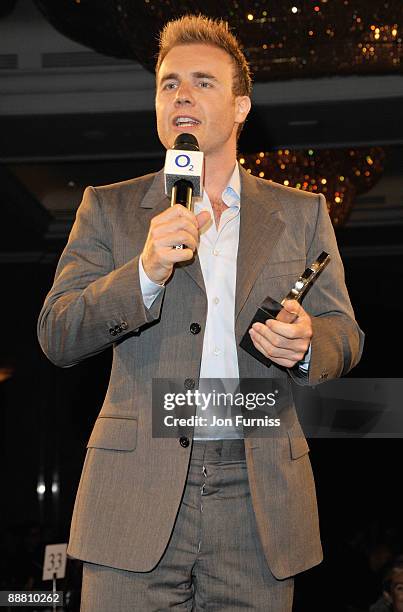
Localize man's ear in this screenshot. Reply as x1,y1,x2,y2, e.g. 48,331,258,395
383,590,392,605
235,96,251,122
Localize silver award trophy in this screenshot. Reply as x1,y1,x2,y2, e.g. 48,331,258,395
240,252,330,367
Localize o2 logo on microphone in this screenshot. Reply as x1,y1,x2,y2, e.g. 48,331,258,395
175,154,194,172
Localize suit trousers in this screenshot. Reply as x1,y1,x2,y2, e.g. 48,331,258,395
80,439,294,611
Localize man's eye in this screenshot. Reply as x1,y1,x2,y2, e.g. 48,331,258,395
199,81,211,88
163,82,177,90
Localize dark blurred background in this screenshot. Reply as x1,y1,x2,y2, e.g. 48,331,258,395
1,1,402,610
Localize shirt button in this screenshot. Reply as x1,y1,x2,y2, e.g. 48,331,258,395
213,249,220,256
213,347,221,356
213,297,220,305
190,322,201,335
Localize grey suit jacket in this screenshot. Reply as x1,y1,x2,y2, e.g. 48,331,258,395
37,164,364,580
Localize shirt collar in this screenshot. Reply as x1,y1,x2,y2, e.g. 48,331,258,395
194,162,240,212
222,163,241,209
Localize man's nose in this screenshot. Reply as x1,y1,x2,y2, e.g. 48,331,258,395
174,82,194,106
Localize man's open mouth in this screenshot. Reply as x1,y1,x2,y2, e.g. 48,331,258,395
173,116,201,127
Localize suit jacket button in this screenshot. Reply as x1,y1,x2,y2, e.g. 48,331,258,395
184,378,195,390
190,323,201,335
179,436,190,448
109,328,117,336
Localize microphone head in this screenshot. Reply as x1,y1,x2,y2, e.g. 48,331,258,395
173,133,200,152
164,134,204,198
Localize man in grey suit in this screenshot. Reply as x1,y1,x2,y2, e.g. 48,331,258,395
38,14,364,611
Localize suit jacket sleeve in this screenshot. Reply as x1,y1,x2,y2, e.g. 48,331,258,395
289,193,364,386
37,185,164,367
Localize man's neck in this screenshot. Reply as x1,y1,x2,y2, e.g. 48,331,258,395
203,150,237,201
202,148,238,229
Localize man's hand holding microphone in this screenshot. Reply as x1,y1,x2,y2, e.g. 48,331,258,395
141,205,210,285
141,133,209,285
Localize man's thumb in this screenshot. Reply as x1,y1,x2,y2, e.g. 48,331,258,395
282,299,304,319
196,210,212,230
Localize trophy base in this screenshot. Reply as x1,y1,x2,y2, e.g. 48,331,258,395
239,296,284,367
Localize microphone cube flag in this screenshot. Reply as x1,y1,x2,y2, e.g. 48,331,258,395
164,148,204,198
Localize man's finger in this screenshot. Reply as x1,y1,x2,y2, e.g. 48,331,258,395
249,329,302,367
154,204,199,228
250,326,309,354
152,219,199,244
266,320,311,340
254,319,309,341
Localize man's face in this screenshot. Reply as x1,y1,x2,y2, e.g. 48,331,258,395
155,43,250,156
385,570,403,612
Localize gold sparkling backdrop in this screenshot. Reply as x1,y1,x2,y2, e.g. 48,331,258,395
239,147,386,226
32,1,402,79
229,0,402,79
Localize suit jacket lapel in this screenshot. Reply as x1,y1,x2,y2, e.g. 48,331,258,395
139,169,169,219
235,165,286,320
139,169,205,293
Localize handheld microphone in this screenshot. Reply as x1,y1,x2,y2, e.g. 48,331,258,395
164,133,204,211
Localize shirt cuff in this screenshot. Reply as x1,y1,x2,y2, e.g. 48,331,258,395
139,256,165,309
298,343,312,373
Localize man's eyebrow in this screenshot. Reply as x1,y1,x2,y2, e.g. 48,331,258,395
159,72,179,84
192,71,218,81
159,71,219,84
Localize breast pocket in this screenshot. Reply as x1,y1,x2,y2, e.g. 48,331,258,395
259,259,306,281
253,259,306,305
86,416,138,451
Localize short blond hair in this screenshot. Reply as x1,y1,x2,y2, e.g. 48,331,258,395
155,14,252,139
